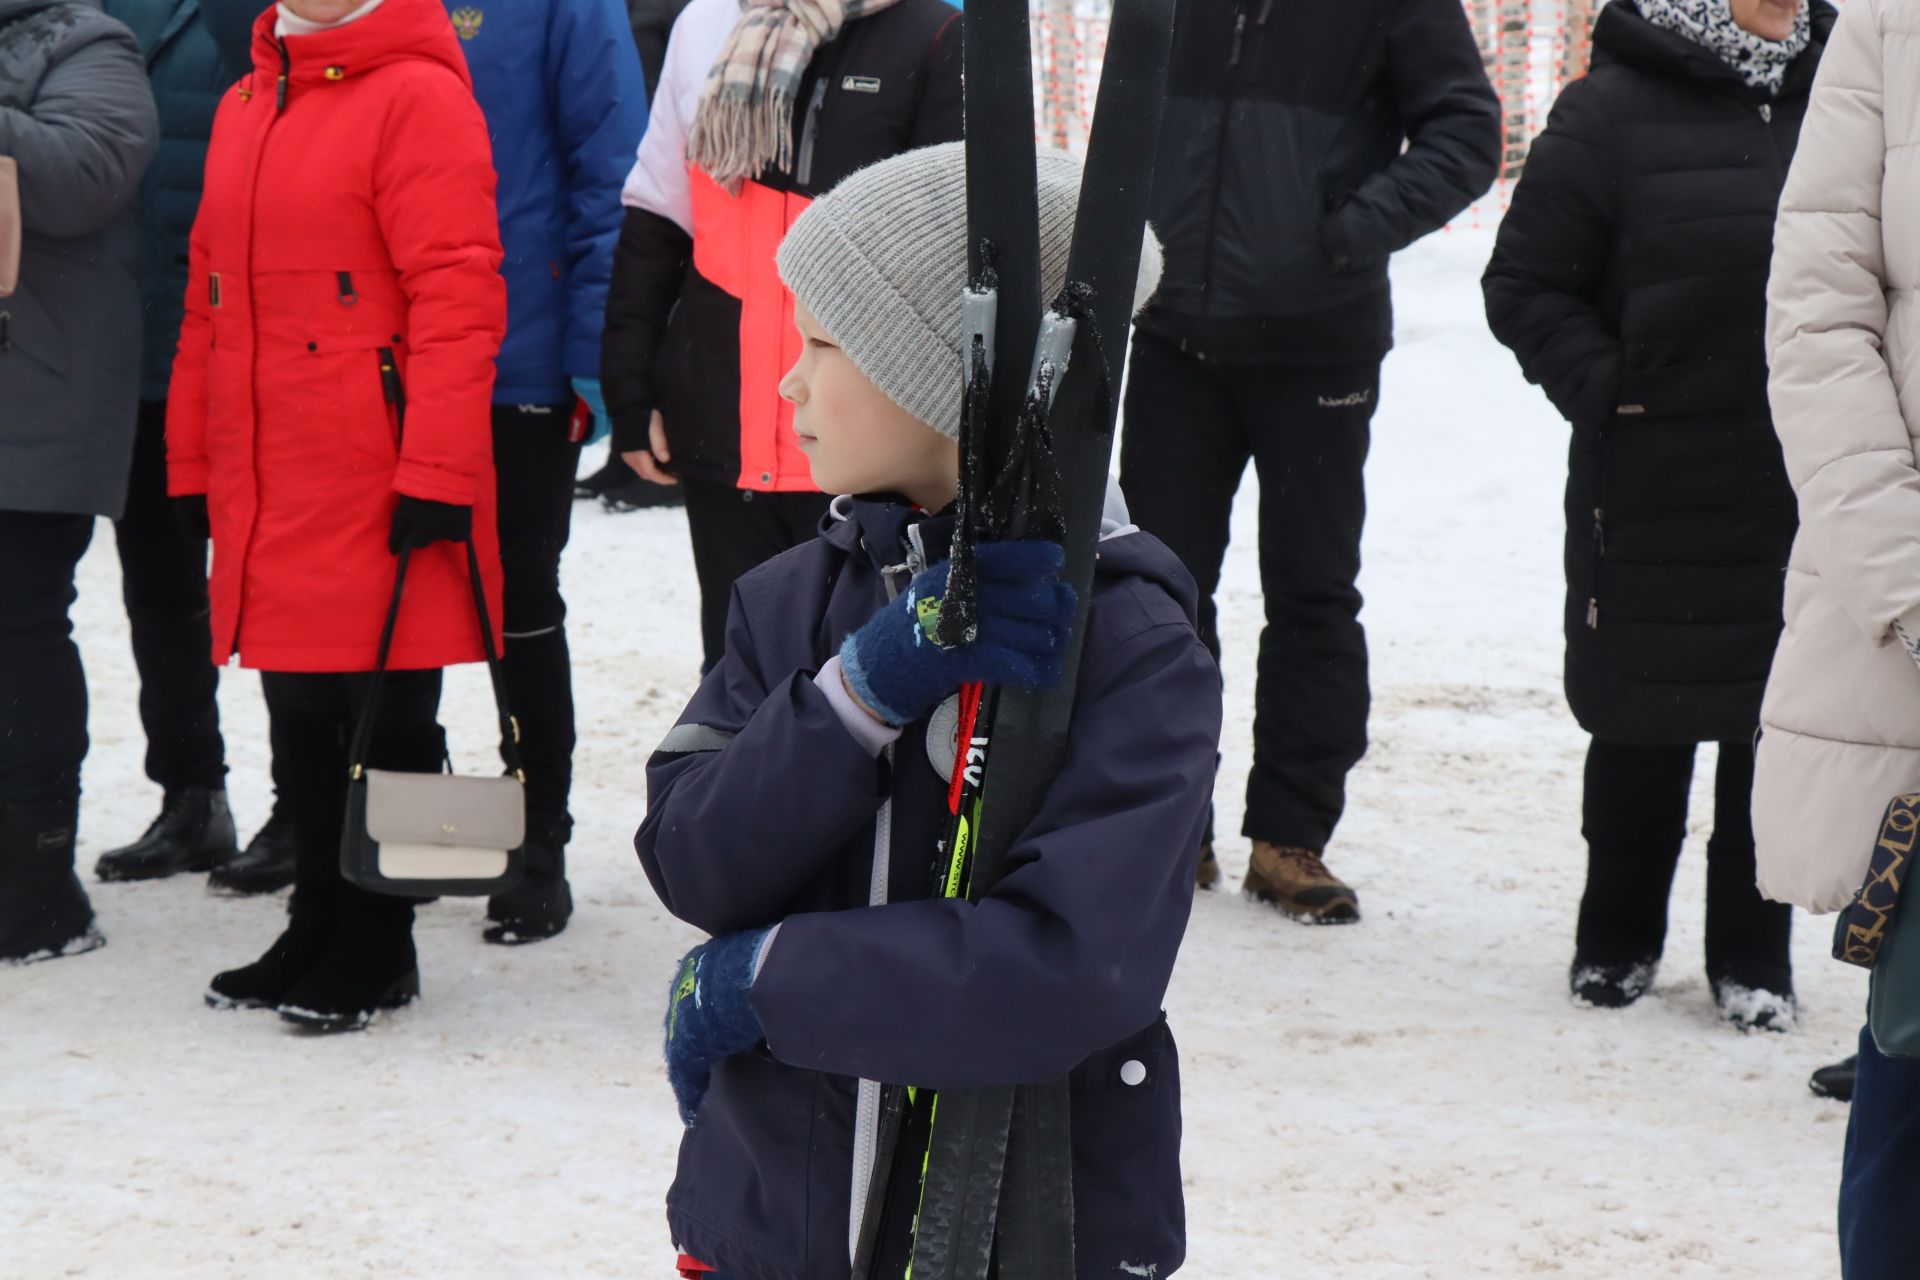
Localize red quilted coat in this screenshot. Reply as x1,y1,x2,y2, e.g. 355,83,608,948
167,0,506,672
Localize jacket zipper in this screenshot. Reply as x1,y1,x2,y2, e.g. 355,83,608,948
1200,1,1251,307
796,78,828,188
234,44,292,663
1588,431,1610,630
377,346,406,444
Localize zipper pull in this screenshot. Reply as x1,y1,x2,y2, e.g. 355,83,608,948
209,271,222,307
336,272,358,306
275,40,291,112
0,311,10,353
1587,598,1600,630
1230,9,1247,66
1760,103,1773,123
1592,506,1605,555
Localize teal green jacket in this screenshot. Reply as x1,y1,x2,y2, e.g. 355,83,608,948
101,0,255,400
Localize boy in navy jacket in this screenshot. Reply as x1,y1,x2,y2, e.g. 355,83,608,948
637,142,1221,1280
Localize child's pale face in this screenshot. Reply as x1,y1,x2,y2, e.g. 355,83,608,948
780,301,960,511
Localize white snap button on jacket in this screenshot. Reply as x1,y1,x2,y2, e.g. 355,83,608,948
1120,1060,1147,1087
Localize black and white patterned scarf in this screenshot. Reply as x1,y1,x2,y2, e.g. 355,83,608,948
1633,0,1812,95
687,0,903,190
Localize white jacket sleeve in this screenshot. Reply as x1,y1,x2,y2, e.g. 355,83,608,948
1767,0,1920,644
619,0,735,231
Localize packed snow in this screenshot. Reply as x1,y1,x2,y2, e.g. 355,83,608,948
1,228,1858,1278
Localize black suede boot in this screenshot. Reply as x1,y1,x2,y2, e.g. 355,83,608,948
208,803,297,896
277,892,420,1032
207,806,336,1010
483,842,572,945
1,798,104,964
94,787,238,883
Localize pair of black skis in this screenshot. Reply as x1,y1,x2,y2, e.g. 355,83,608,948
849,1,1177,1276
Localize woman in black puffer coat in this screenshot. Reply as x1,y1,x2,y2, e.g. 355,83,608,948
1483,0,1831,1027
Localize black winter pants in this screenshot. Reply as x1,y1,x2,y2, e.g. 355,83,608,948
1119,332,1376,850
681,477,832,671
1577,737,1790,982
492,404,582,848
114,401,225,792
263,669,443,923
0,511,94,805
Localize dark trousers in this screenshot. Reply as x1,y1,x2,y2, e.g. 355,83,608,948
0,511,94,805
114,401,225,792
1841,1011,1920,1279
493,404,582,848
1577,737,1790,980
1119,332,1376,850
681,477,832,671
262,669,443,922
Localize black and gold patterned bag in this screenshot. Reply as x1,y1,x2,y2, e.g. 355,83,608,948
1834,792,1920,1056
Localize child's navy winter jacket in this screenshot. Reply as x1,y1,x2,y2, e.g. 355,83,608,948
637,494,1222,1280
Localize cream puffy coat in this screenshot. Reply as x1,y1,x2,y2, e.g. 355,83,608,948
1757,0,1920,912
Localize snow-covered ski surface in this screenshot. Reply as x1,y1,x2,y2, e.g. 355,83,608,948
3,230,1855,1278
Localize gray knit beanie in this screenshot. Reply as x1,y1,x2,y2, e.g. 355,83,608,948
776,141,1164,441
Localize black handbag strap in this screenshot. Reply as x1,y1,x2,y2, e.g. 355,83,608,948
347,537,525,784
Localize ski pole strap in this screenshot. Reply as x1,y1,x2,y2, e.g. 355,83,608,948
345,537,524,784
1835,791,1920,969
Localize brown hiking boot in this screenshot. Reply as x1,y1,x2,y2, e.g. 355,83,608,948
1195,843,1220,890
1242,842,1360,925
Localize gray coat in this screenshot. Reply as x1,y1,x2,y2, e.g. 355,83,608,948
0,0,158,518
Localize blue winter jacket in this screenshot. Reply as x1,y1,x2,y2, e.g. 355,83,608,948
637,497,1221,1279
101,0,254,401
445,0,646,404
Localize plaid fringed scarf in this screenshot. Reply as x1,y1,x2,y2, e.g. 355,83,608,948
687,0,903,190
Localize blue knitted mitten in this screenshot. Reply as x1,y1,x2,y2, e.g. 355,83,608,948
663,927,771,1127
840,540,1076,728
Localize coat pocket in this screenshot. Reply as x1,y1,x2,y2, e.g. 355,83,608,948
1068,1015,1186,1273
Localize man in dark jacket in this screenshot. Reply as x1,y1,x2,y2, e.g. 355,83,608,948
1120,0,1500,922
602,0,961,670
444,0,648,943
0,0,158,961
89,0,257,890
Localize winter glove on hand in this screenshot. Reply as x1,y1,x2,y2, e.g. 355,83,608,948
388,496,472,554
571,376,610,444
664,927,772,1128
840,539,1076,728
174,495,210,544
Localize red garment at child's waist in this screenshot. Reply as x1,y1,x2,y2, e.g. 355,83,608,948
676,1256,715,1278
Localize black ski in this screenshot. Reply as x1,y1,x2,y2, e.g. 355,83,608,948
906,0,1180,1277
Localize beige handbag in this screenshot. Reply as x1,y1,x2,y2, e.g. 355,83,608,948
340,540,527,897
0,157,19,298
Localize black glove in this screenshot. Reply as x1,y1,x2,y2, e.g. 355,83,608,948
388,496,472,554
174,495,210,544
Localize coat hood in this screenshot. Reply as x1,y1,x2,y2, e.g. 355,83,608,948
1595,0,1835,97
824,480,1204,631
249,0,469,91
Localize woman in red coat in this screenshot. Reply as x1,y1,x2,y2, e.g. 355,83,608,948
167,0,506,1030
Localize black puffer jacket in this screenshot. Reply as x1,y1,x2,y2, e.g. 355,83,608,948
1141,0,1499,364
1482,1,1834,746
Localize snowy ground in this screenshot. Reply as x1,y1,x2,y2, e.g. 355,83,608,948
3,228,1860,1279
